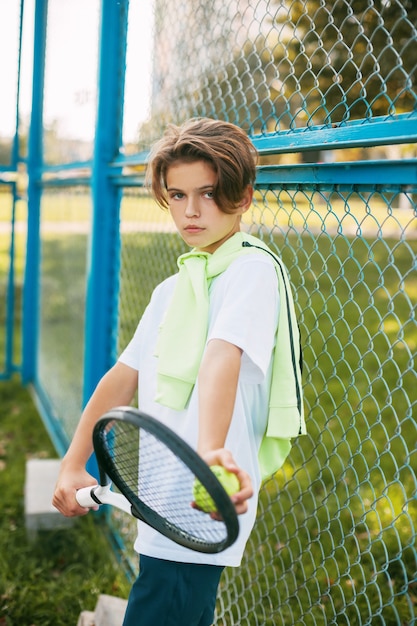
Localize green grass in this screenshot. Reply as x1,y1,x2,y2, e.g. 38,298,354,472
0,377,130,626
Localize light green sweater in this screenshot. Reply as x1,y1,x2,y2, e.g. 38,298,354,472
155,232,305,479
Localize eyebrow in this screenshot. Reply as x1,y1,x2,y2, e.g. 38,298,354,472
166,185,214,192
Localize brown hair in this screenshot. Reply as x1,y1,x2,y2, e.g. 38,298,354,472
146,118,257,214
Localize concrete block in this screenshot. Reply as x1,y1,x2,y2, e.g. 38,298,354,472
76,595,128,626
94,594,128,626
24,458,74,539
77,610,95,626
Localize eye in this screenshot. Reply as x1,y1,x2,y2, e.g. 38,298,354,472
169,192,184,201
203,190,214,199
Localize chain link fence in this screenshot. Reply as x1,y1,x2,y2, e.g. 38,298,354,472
8,0,417,623
139,0,417,143
118,1,417,623
37,187,90,444
117,187,417,624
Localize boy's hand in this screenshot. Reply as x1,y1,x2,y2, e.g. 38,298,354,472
53,466,98,517
200,449,253,517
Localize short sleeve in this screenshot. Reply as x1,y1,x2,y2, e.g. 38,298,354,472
207,255,279,382
118,313,146,371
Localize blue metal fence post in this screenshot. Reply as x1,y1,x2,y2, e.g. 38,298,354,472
22,0,48,384
83,0,129,416
5,0,25,378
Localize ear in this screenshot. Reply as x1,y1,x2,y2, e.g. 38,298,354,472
236,185,254,215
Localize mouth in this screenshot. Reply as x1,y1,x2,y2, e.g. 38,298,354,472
184,226,204,233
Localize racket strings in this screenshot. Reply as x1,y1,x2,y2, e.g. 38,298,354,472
99,420,231,546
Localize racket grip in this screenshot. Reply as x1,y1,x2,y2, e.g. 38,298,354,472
76,486,101,508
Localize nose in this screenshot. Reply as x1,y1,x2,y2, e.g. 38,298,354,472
185,194,200,217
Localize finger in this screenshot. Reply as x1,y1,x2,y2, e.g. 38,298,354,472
233,467,253,496
53,488,96,517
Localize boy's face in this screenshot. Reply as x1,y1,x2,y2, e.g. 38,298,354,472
166,160,251,254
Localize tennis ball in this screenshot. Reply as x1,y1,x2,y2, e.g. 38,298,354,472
193,465,240,513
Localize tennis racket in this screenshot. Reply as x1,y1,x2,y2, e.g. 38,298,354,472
76,407,239,553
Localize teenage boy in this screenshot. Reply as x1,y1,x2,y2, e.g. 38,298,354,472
53,118,304,626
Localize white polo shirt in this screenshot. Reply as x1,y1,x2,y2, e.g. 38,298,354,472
119,253,279,566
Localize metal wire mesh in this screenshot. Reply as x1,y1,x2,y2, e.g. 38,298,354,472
116,186,417,623
215,189,417,624
0,187,15,376
37,187,90,443
116,3,417,621
0,0,23,378
139,0,417,144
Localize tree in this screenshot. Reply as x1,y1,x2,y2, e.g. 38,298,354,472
269,0,417,126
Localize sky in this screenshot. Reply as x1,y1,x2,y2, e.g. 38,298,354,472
0,0,153,143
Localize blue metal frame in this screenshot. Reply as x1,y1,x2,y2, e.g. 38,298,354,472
251,112,417,155
107,157,417,193
82,0,129,409
18,0,130,469
22,0,48,384
11,0,417,453
256,159,417,192
2,0,414,605
0,0,25,380
104,112,417,192
82,0,129,478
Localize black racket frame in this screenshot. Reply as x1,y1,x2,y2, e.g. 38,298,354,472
92,407,239,553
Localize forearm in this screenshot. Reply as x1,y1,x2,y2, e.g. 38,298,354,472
197,339,242,456
197,339,253,515
53,362,138,516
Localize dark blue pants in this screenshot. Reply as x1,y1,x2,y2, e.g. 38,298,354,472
122,555,225,626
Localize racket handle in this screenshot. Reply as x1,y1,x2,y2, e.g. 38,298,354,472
76,484,133,516
76,485,103,508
